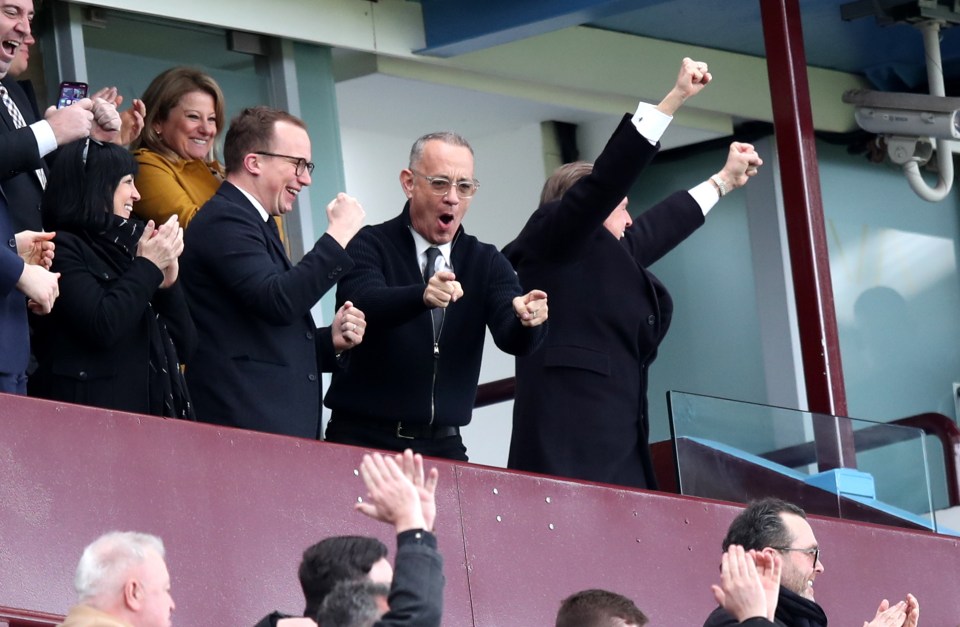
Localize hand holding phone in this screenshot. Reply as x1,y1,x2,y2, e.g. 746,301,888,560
57,81,88,109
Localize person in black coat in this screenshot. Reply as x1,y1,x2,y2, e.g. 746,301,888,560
503,58,763,489
29,139,195,418
324,131,548,460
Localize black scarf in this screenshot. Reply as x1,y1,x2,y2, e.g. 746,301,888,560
775,587,828,627
85,215,195,420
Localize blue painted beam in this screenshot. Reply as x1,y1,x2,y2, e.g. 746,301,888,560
415,0,671,57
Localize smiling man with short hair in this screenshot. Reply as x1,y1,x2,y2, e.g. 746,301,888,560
181,106,366,438
703,498,920,627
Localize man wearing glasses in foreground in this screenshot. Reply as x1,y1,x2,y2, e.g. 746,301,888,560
181,106,366,438
324,131,548,460
703,498,920,627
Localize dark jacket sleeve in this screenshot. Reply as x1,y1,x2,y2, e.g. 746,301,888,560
703,605,779,627
375,530,444,627
483,249,546,356
315,325,349,373
51,234,165,348
621,190,705,268
508,114,660,264
338,227,430,329
198,206,353,326
0,241,25,297
0,126,44,182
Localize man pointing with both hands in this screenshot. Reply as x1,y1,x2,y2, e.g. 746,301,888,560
325,130,548,461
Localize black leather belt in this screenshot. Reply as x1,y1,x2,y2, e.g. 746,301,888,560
342,414,460,440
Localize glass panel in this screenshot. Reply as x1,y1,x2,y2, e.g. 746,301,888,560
81,9,269,153
667,391,941,533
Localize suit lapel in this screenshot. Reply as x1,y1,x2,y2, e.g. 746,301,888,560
0,79,47,186
218,182,291,269
261,218,291,269
0,92,16,132
2,78,37,124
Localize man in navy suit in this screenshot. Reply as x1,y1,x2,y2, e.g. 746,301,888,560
181,106,366,439
0,191,59,394
0,1,68,394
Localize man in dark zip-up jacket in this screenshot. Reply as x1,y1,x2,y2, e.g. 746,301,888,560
324,131,548,460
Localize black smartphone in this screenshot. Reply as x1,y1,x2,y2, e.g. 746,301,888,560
56,81,88,108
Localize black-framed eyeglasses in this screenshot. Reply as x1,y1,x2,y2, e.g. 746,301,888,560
774,546,820,566
410,169,480,198
255,151,315,176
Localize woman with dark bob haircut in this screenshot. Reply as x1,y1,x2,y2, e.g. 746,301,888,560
29,139,196,418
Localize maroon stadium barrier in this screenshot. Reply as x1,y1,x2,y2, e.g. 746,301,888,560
1,393,959,625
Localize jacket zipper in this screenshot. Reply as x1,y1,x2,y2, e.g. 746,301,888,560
430,310,443,425
426,231,459,425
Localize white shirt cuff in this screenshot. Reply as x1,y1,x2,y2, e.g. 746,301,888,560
631,101,672,145
688,180,720,217
30,120,57,158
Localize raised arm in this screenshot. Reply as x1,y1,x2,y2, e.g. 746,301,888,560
355,451,427,532
656,56,712,116
707,142,763,200
509,57,714,264
710,545,780,625
622,141,762,267
355,451,444,627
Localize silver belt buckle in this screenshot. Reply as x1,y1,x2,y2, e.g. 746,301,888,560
396,422,415,440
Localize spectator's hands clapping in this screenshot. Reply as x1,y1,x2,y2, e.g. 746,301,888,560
91,86,145,146
17,263,59,315
864,599,908,627
90,86,118,104
137,216,184,277
119,98,146,146
394,449,439,532
44,99,94,145
711,545,779,623
712,142,763,194
863,594,919,627
657,57,712,116
903,594,919,627
332,300,366,352
325,192,365,249
754,549,782,622
513,289,548,327
15,230,55,269
424,271,463,309
159,258,180,289
355,451,430,533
